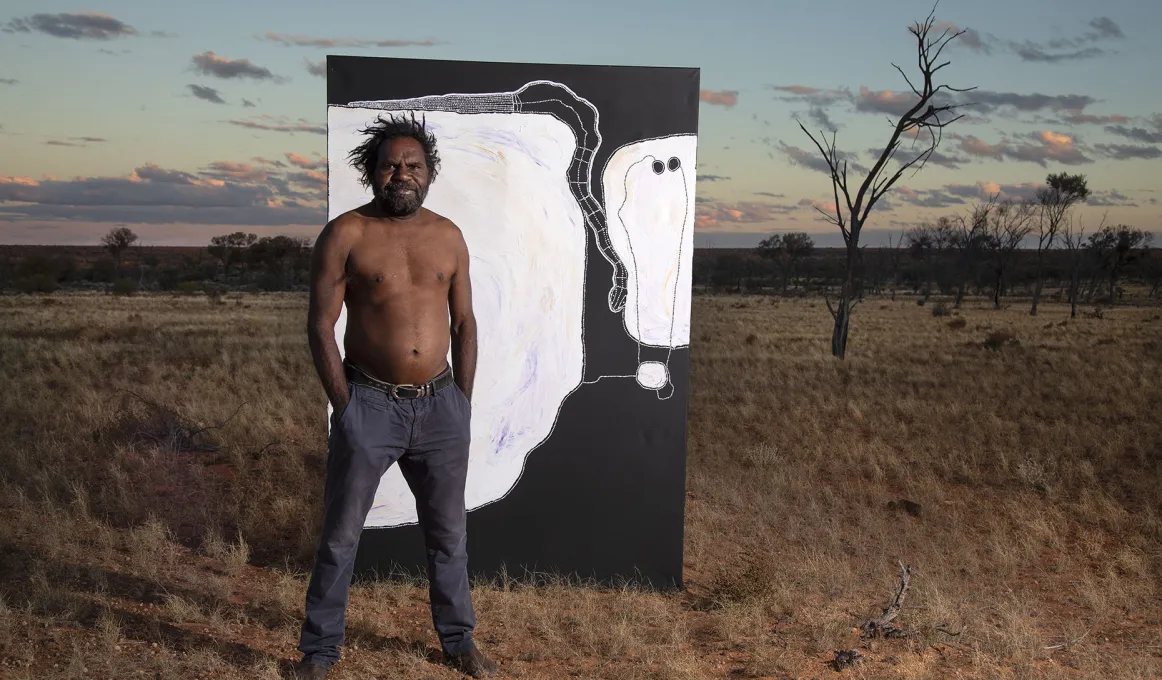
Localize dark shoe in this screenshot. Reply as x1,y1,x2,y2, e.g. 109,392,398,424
443,647,499,677
290,660,329,679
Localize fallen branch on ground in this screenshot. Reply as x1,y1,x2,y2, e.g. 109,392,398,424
860,561,913,639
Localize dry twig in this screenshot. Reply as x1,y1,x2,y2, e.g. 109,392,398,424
860,561,913,638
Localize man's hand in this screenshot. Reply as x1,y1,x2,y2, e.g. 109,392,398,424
448,223,477,403
308,216,356,413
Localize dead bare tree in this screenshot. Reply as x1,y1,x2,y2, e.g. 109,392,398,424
800,5,973,358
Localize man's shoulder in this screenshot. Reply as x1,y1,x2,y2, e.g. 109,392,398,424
425,208,467,239
322,208,371,240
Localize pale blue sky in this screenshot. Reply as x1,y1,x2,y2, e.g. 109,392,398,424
1,0,1159,246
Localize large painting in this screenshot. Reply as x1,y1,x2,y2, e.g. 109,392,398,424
326,56,697,588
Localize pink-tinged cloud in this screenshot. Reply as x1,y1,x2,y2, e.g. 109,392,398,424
700,90,738,107
957,130,1091,166
192,51,283,82
0,161,325,227
694,198,800,229
202,161,270,182
0,176,39,186
959,135,1006,159
1062,111,1129,125
855,86,917,116
286,152,325,170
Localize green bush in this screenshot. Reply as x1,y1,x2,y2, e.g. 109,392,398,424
111,278,139,296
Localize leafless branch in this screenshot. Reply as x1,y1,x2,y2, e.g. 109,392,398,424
860,561,913,638
1044,631,1089,651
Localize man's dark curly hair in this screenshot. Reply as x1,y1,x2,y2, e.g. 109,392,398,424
347,112,441,190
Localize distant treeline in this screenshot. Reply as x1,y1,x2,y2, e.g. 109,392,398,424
2,225,1159,306
0,230,312,296
695,224,1160,306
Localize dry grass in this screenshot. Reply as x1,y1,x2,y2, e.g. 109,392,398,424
1,290,1160,678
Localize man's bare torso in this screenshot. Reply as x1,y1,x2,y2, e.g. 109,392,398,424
337,205,461,385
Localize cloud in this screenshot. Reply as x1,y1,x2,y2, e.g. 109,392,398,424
958,135,1006,160
775,82,1124,130
894,181,1045,208
134,163,198,183
695,198,801,229
1060,111,1129,125
855,86,922,117
957,130,1091,166
696,174,729,182
935,22,992,54
779,142,868,175
1093,143,1161,160
43,136,107,148
1087,189,1137,207
893,185,968,209
877,145,968,170
799,197,839,217
966,91,1095,116
1011,16,1124,62
0,78,17,85
242,98,256,108
191,51,283,82
939,16,1124,63
0,159,326,226
1104,114,1162,144
285,152,325,170
1087,17,1124,40
188,84,226,104
699,90,738,108
754,192,785,198
256,31,440,48
3,12,139,40
1014,45,1103,62
201,161,270,183
305,58,325,78
769,85,849,105
226,114,324,135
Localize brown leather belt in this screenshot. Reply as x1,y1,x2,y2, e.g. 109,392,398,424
344,360,455,399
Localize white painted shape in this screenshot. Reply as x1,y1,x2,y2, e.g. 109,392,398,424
602,136,696,348
327,106,586,528
635,361,669,390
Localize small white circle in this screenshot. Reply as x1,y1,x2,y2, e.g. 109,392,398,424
635,362,669,390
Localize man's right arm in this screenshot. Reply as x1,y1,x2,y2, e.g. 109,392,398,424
307,217,354,412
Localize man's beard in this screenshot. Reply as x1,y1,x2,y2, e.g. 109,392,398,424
375,179,426,217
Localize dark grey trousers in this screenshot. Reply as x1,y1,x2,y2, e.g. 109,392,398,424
297,370,477,668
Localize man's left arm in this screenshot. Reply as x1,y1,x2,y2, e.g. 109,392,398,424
448,225,477,402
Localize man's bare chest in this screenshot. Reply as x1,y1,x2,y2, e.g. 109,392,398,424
346,239,454,293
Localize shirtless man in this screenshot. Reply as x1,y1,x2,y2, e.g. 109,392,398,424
293,114,498,678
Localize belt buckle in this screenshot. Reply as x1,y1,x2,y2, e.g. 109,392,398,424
390,383,423,399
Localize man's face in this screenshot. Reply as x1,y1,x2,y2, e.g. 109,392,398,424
373,137,431,217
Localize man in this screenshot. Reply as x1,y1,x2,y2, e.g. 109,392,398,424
293,113,499,678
